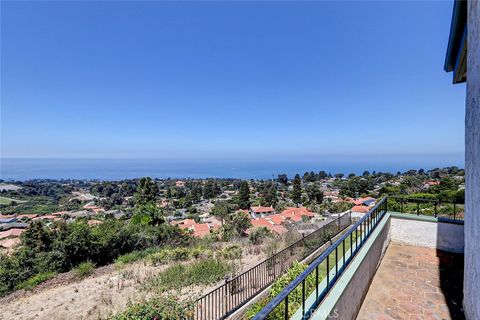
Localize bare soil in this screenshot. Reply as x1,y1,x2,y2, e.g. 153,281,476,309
0,245,265,320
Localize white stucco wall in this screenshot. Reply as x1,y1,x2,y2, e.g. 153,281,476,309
464,0,480,318
390,216,464,253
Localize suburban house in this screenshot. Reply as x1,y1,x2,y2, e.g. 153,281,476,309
170,217,221,238
175,180,186,187
248,207,314,235
250,206,275,218
280,207,314,222
249,217,288,235
353,197,376,206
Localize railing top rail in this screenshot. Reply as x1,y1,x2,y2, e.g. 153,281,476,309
388,195,464,204
253,197,387,319
195,212,347,303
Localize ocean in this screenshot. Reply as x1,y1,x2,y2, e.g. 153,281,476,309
0,156,464,181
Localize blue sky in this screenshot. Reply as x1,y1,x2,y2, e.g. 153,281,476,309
1,1,466,163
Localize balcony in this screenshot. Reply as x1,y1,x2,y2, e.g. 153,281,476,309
252,197,465,320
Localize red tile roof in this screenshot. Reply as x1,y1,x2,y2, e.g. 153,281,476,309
192,223,211,238
251,218,274,228
0,228,24,239
353,197,376,206
0,238,20,249
251,206,275,213
268,214,286,225
281,207,314,217
16,214,38,219
33,215,60,221
51,211,68,216
351,205,370,213
249,221,288,235
171,218,196,229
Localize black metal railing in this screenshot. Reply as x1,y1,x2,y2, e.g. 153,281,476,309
388,195,464,221
253,198,388,320
193,213,352,320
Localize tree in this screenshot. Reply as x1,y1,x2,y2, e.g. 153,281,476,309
190,185,202,203
306,185,324,204
135,177,159,206
132,202,164,226
211,201,231,224
291,174,302,204
165,187,172,199
222,212,252,240
64,198,82,211
277,174,288,186
237,181,250,209
203,180,220,199
318,171,327,180
260,183,278,207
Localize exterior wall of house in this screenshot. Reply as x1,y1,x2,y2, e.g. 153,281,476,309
464,0,480,318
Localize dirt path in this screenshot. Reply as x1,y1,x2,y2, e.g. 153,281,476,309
0,249,265,320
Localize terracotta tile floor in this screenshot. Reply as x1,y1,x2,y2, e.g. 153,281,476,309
357,242,464,320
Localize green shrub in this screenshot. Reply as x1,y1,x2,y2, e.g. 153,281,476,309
170,247,190,261
148,250,171,266
249,227,271,244
145,258,231,293
221,245,242,260
74,261,95,278
115,247,160,267
148,247,212,266
110,294,194,320
15,272,56,291
246,261,314,319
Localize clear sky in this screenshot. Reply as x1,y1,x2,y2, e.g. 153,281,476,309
1,1,466,163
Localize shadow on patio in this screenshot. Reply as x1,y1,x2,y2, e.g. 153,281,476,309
357,242,464,320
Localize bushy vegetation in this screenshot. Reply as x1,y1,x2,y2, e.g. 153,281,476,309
249,227,272,245
144,258,232,293
114,247,161,267
15,271,56,291
148,247,212,266
0,219,189,297
246,261,314,319
110,294,195,320
74,261,95,278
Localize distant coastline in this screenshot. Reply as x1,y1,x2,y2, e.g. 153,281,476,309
0,156,464,181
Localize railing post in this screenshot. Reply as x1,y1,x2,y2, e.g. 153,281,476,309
302,279,306,317
417,202,420,216
285,295,289,320
453,202,456,220
326,256,330,288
